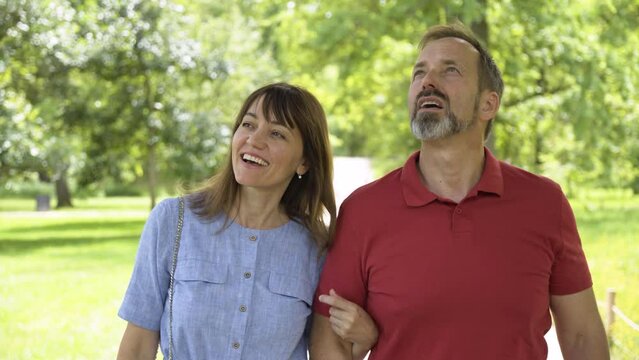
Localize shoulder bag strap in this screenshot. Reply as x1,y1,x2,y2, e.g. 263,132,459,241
168,196,184,360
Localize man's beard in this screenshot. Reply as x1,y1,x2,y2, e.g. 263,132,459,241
410,90,479,141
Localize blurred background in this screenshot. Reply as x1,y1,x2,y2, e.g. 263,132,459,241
0,0,637,358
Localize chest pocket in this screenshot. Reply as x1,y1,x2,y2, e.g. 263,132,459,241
171,259,228,331
268,272,314,306
174,259,228,284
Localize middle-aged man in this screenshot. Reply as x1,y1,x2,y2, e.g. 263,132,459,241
310,23,609,360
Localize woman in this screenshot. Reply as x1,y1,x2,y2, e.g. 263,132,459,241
117,83,377,359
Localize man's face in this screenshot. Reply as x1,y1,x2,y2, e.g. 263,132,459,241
408,37,481,141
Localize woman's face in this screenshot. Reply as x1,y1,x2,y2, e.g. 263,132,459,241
231,96,307,194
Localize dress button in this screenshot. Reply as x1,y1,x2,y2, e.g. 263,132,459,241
249,235,257,241
239,305,247,312
455,208,462,214
232,342,240,349
244,272,252,279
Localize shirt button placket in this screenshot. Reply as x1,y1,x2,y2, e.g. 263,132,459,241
452,205,473,239
228,232,258,359
451,206,462,232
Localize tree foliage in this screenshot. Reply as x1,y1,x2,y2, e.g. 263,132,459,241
1,0,638,206
263,0,639,192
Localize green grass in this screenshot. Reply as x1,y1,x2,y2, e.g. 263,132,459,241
0,193,637,359
570,189,639,359
0,197,150,359
0,196,152,212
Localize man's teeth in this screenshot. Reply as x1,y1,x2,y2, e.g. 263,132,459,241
421,101,441,108
242,154,268,166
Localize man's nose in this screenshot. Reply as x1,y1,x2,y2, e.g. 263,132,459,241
420,70,438,90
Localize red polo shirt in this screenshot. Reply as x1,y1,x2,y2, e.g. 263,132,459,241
314,149,592,359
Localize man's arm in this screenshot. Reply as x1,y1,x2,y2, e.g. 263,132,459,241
550,287,609,360
310,313,353,360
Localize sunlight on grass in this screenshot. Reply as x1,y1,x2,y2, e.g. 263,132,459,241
0,197,150,359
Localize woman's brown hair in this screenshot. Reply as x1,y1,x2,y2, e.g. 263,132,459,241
188,82,336,251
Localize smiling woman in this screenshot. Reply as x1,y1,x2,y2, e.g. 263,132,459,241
116,83,379,360
231,95,308,203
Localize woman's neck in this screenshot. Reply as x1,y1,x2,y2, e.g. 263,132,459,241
231,187,289,229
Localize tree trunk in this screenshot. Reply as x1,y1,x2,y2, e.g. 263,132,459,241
143,69,158,210
147,142,158,210
469,0,497,153
55,167,73,208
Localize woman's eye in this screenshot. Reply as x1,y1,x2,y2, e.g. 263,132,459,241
271,130,285,139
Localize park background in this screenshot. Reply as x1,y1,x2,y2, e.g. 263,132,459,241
1,0,638,358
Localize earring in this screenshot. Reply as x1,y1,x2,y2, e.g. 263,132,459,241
297,173,302,179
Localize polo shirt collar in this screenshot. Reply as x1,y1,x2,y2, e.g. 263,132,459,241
400,147,503,207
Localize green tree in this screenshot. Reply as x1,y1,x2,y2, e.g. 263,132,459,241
0,0,84,207
252,0,639,191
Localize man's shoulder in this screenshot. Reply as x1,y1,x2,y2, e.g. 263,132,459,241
341,166,404,208
500,160,563,196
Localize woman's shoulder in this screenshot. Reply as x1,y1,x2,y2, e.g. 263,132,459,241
284,219,315,243
149,197,181,221
146,196,203,233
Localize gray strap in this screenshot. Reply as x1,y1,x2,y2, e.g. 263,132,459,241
168,197,184,360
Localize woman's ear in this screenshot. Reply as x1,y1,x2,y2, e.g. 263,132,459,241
296,160,309,177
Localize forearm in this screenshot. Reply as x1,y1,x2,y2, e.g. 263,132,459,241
310,314,353,360
351,343,371,360
559,331,609,360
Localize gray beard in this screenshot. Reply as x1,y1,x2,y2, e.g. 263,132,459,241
410,99,478,141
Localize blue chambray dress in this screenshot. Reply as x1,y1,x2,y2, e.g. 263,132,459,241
118,197,323,359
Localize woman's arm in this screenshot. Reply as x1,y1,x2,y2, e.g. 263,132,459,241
117,322,160,360
318,289,378,360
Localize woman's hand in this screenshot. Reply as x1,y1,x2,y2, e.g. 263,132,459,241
318,289,378,359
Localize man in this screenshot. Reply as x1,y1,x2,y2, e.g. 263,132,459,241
310,23,609,359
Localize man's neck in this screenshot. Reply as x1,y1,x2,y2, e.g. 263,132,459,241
418,134,485,203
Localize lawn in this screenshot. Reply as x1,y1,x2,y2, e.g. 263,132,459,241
0,197,152,359
0,193,637,359
570,189,639,359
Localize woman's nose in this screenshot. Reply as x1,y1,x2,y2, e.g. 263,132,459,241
246,127,267,148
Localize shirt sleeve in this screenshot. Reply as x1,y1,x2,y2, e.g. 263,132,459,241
118,199,176,330
313,201,368,317
549,192,593,295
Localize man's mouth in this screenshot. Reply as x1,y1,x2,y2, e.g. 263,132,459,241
418,96,444,110
242,154,269,166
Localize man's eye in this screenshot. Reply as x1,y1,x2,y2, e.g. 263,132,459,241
446,67,460,74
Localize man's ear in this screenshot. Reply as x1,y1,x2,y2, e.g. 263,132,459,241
479,90,500,122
